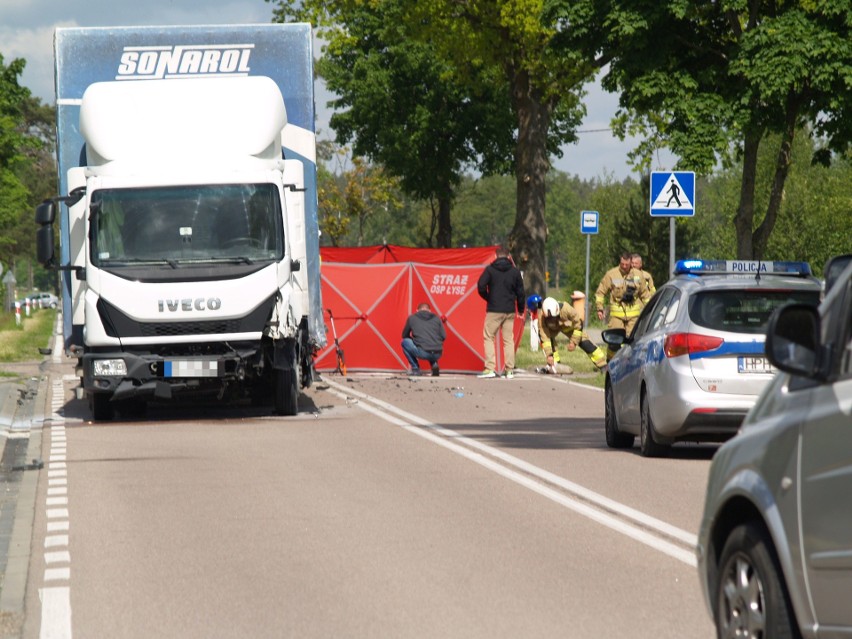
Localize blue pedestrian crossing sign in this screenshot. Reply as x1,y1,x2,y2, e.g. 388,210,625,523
650,171,695,217
580,210,599,234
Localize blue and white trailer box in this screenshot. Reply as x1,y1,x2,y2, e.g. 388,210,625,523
35,24,325,419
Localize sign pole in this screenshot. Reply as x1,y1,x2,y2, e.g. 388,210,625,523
670,217,676,277
585,234,591,322
580,211,599,321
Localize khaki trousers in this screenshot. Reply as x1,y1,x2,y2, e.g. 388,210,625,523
483,311,516,372
605,314,639,360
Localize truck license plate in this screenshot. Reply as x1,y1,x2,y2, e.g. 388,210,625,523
163,360,219,378
738,356,773,374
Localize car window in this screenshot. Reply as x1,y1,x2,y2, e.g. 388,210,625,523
690,289,821,334
630,290,663,340
665,292,681,325
647,288,676,332
838,280,852,377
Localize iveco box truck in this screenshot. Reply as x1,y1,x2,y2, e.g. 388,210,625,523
35,24,325,419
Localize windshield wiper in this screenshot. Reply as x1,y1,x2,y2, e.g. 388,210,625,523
99,257,181,267
204,255,258,264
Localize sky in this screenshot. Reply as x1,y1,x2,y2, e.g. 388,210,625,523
0,0,675,182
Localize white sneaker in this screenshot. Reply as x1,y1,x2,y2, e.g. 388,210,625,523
477,369,497,378
503,369,515,379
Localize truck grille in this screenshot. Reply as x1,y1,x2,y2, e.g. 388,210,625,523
140,319,243,337
97,296,276,339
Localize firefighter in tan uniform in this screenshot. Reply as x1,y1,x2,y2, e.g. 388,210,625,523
596,252,651,359
632,253,656,296
539,297,607,373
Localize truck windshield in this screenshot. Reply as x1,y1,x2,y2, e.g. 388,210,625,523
90,184,284,266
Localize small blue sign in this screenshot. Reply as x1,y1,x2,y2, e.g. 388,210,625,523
650,171,695,217
580,210,599,234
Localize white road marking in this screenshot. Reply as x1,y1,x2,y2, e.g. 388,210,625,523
40,371,73,639
323,378,697,566
39,586,71,639
45,536,69,549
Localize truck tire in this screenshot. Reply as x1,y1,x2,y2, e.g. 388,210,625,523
274,368,298,416
90,392,114,421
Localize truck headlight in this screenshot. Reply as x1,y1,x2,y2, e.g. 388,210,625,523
93,359,127,376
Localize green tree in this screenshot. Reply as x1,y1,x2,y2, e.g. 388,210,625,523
316,151,402,248
270,0,515,248
548,0,852,260
269,0,594,292
453,174,516,247
692,128,852,274
403,0,591,294
0,54,41,299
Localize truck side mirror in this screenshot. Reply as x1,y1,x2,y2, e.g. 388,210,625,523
36,225,55,265
290,259,301,272
35,200,56,225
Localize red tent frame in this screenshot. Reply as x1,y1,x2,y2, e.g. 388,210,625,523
315,245,524,373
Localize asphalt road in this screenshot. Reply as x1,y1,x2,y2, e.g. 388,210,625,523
2,359,717,638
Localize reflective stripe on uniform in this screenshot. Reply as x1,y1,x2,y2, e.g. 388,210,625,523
608,306,643,318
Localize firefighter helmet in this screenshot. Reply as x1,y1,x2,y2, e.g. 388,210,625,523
542,297,560,318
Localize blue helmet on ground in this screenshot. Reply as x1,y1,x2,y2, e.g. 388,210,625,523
526,294,542,311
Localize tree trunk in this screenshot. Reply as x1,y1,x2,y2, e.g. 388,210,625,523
734,128,762,259
436,191,452,248
507,68,551,298
753,92,800,259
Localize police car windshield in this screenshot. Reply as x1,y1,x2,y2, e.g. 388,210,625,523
90,184,284,267
690,290,821,334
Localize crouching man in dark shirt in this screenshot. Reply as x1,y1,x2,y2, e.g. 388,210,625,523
401,302,446,376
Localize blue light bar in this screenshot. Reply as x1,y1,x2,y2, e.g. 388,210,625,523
674,259,812,277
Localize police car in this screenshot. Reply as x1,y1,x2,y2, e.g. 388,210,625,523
601,259,822,457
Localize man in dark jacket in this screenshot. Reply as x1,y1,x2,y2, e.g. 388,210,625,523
401,302,446,376
476,246,525,378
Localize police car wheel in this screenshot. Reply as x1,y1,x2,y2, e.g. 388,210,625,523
639,391,669,458
604,380,634,449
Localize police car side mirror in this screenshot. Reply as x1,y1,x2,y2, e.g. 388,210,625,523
765,303,821,379
602,328,628,349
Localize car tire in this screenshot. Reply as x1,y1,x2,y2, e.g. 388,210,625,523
640,390,669,457
715,522,801,639
605,379,634,449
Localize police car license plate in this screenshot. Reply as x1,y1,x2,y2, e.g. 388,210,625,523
163,360,219,378
738,356,773,374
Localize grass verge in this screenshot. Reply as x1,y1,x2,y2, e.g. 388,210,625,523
0,308,57,363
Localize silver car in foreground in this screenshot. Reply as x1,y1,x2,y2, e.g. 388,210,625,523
698,254,852,638
602,260,822,457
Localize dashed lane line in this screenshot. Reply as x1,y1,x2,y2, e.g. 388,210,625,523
39,377,72,639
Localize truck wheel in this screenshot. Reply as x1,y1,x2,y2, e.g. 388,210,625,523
274,368,298,416
90,393,114,421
